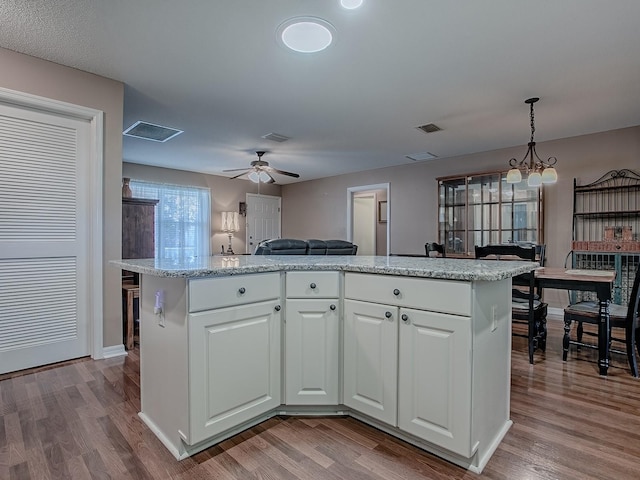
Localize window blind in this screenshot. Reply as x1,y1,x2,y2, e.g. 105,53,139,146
130,181,211,260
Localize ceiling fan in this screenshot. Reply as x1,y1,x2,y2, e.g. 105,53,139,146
223,151,300,183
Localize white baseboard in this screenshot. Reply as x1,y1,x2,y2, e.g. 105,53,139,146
100,344,127,359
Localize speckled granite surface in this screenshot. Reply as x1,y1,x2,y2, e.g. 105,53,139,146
111,255,537,281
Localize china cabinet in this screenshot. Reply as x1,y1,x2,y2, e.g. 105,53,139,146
438,172,543,255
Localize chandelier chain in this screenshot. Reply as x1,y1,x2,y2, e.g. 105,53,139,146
530,101,536,144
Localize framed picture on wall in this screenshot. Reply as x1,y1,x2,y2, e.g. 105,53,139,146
378,201,387,223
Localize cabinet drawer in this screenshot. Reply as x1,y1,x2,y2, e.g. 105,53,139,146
188,272,280,312
344,273,470,316
286,271,340,298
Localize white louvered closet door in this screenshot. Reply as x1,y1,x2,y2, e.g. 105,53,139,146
0,102,91,374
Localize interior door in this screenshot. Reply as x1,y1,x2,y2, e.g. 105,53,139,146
353,194,376,255
0,102,91,374
246,194,281,253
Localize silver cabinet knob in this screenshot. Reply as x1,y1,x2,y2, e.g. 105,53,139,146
274,305,281,312
401,313,409,323
385,311,392,319
238,287,246,294
310,283,317,289
393,288,400,296
330,304,336,311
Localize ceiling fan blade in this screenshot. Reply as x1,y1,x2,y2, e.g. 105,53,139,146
229,171,249,180
266,167,300,178
222,168,251,172
265,172,276,184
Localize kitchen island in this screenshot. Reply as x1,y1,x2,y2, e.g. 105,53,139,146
112,255,536,473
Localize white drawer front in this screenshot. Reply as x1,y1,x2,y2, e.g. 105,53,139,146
344,273,470,316
285,271,340,298
188,272,280,312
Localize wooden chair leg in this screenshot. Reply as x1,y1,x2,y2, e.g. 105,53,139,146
563,318,572,361
626,321,638,378
528,316,536,364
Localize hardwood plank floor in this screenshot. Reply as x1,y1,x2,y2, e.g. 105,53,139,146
1,319,639,479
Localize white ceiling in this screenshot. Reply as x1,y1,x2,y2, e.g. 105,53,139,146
1,1,639,184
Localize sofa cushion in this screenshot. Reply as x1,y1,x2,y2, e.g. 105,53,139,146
326,239,358,255
306,239,327,255
254,238,308,255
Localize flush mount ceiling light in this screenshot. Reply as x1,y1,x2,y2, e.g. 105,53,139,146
506,97,558,187
340,0,364,9
277,17,336,53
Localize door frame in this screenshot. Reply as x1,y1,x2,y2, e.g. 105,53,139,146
0,86,104,359
347,183,390,256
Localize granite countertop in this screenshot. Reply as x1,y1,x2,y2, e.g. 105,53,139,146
111,255,538,282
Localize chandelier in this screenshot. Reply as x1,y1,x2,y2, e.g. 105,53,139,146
506,97,558,187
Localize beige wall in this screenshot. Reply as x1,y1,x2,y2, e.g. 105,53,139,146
123,163,281,255
0,47,125,348
282,125,640,307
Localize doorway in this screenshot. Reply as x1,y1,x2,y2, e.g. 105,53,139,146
347,183,390,256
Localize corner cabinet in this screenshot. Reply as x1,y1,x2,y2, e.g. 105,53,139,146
571,169,640,304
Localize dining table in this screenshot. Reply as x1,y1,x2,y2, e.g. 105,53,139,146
534,267,616,376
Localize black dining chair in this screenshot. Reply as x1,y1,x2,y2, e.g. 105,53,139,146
475,244,547,364
563,263,640,377
425,242,446,257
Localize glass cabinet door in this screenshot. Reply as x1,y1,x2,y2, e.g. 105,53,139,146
438,172,542,256
439,178,467,254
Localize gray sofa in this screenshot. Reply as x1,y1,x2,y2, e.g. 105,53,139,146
254,238,358,255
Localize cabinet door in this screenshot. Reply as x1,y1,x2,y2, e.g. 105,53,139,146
343,299,398,426
398,308,472,457
285,299,339,405
187,300,281,445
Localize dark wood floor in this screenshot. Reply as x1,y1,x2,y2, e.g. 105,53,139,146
1,320,639,480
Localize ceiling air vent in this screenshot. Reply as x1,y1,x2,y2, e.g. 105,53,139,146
123,121,183,142
406,152,438,161
261,132,290,143
416,123,441,134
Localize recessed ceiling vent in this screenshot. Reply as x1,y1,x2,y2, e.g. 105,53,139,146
261,132,290,143
123,121,183,142
406,152,438,161
416,123,442,134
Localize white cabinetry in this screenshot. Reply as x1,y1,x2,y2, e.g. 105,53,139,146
137,266,513,473
138,272,282,453
285,272,340,405
188,299,281,444
186,273,281,445
343,299,398,425
397,308,471,456
344,273,474,457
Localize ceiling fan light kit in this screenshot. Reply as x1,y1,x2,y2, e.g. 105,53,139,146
223,151,300,184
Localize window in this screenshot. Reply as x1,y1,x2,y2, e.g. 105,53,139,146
438,172,543,255
130,181,211,261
